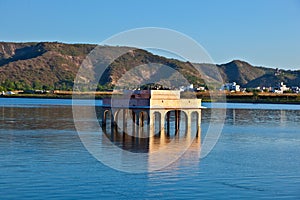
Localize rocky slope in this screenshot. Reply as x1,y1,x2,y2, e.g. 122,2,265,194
0,42,299,90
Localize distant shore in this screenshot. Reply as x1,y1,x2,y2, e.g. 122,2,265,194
1,91,300,104
197,91,300,104
0,91,118,99
0,93,108,99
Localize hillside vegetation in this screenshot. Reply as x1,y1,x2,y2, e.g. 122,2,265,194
0,42,299,91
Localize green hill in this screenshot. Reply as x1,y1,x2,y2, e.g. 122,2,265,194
0,42,299,91
0,42,205,91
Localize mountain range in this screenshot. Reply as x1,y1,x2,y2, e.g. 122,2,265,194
0,42,299,91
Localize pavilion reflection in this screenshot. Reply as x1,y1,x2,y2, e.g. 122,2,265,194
100,107,201,151
99,106,202,171
93,90,203,171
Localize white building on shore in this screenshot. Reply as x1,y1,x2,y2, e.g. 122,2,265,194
271,82,290,94
220,82,241,92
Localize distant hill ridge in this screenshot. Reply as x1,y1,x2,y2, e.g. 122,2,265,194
0,42,299,90
217,60,300,88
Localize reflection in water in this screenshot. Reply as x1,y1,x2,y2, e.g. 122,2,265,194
101,108,201,152
92,107,202,172
1,102,300,199
280,110,286,127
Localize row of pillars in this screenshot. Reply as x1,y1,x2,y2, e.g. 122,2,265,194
151,109,201,139
102,109,147,138
101,109,201,138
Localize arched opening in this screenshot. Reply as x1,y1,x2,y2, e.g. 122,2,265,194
191,111,199,136
129,110,136,137
114,109,121,130
114,109,129,134
103,109,112,133
178,110,188,137
164,110,188,138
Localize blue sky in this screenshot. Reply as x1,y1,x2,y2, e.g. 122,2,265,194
1,0,300,69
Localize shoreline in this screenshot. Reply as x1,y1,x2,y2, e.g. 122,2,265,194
1,93,300,104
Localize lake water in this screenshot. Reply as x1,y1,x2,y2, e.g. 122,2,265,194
0,98,300,199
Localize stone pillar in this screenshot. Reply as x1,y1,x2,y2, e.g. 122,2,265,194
166,111,170,136
102,110,106,128
148,110,155,153
175,110,180,135
135,111,140,138
122,109,127,134
132,110,136,138
146,111,150,138
121,109,127,139
160,110,166,144
197,110,201,138
149,110,155,138
185,110,191,141
194,110,201,147
110,111,115,140
139,112,144,138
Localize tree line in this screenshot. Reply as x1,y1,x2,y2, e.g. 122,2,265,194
0,80,115,92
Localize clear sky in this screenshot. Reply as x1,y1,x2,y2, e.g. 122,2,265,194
1,0,300,70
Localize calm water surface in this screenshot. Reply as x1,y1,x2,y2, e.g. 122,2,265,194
0,98,300,199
